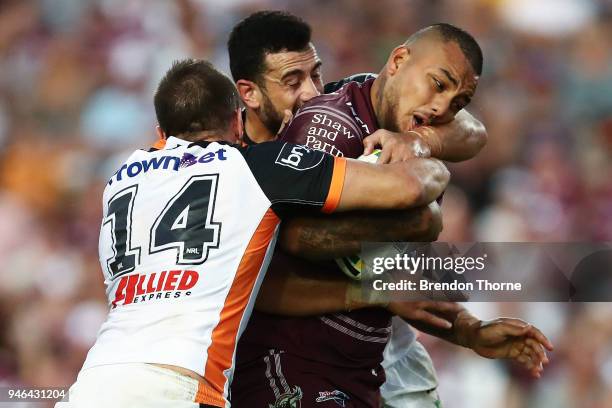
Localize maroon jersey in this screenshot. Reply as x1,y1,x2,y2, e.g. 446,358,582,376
234,79,391,404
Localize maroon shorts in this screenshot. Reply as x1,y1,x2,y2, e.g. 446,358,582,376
230,349,384,408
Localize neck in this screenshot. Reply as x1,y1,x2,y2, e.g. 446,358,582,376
370,72,385,125
245,109,276,143
174,131,231,143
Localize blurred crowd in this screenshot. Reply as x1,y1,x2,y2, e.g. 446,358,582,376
0,0,610,407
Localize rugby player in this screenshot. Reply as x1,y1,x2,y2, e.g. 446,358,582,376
57,59,452,408
227,12,552,408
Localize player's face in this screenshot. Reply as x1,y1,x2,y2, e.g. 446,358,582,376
381,40,478,132
258,43,323,133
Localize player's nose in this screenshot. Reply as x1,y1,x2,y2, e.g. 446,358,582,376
300,78,320,102
430,95,453,122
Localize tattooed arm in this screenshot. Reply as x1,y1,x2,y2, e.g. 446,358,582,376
279,201,441,260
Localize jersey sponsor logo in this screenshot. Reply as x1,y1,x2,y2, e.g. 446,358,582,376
311,113,356,140
304,112,354,156
315,390,349,407
269,386,303,408
291,107,362,156
109,148,227,184
111,269,199,308
275,143,325,171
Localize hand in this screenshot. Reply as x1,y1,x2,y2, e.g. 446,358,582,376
387,300,465,330
407,126,443,159
455,313,554,378
363,129,431,163
276,109,293,137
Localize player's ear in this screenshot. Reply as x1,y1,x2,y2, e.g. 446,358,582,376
236,79,261,109
155,125,168,140
231,108,244,142
387,45,410,77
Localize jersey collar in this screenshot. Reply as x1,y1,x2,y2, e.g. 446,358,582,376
163,136,191,149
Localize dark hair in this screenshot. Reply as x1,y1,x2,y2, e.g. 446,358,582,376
154,59,239,137
407,23,483,76
228,11,312,84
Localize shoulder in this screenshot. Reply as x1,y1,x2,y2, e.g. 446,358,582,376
289,86,363,137
279,89,365,157
323,73,377,94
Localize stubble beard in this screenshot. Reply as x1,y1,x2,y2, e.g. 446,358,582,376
259,91,284,136
376,75,400,133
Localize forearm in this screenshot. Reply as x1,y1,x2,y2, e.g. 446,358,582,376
408,305,480,347
279,201,442,260
420,109,487,162
254,255,367,316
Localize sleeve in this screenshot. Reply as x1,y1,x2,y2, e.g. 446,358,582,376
278,99,365,159
323,72,378,94
240,142,347,216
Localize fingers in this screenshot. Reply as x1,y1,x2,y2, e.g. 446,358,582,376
362,131,386,156
362,134,379,156
509,336,550,378
512,341,537,372
518,342,545,378
365,130,432,164
515,352,542,378
377,146,392,164
525,337,549,365
495,318,554,351
409,309,453,330
276,109,293,136
525,325,554,351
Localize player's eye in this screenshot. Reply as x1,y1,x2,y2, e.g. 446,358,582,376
284,76,300,88
433,77,445,92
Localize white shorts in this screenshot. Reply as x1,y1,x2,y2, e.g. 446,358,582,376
382,388,442,408
55,363,211,408
382,340,441,408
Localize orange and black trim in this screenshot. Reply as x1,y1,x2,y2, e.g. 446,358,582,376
152,138,167,150
196,209,280,406
321,156,347,213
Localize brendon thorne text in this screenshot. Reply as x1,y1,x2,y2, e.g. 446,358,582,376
373,279,522,292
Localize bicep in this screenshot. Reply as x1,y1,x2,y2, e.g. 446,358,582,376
336,158,449,212
335,160,415,211
242,142,340,214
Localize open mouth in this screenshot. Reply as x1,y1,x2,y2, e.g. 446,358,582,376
412,113,426,129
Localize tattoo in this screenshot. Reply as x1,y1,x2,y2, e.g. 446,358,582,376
296,215,360,258
285,204,439,260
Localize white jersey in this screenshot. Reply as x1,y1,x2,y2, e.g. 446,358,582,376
84,137,345,407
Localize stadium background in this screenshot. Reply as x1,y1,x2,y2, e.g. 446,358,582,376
0,0,610,407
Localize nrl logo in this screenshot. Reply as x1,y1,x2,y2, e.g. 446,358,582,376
315,390,350,407
269,386,303,408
